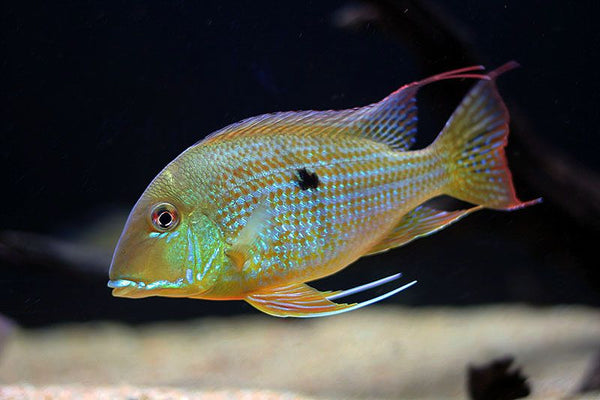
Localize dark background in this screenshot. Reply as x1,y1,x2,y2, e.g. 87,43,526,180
2,1,599,327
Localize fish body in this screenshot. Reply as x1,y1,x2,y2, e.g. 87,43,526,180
108,63,538,317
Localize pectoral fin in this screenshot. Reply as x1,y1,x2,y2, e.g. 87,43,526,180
227,201,271,270
246,283,346,317
366,205,482,256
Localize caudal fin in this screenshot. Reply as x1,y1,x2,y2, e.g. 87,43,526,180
432,62,540,210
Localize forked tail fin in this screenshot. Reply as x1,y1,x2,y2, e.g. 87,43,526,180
432,62,540,210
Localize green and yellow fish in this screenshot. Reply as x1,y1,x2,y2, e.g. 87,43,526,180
108,62,539,317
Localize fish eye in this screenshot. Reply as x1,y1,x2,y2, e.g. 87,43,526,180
150,203,179,231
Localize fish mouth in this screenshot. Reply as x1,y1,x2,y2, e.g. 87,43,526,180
107,278,207,298
107,278,137,289
108,279,154,298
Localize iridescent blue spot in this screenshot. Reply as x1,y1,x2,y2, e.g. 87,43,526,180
166,231,180,243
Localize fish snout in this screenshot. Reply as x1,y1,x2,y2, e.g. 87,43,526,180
107,278,136,296
107,238,155,298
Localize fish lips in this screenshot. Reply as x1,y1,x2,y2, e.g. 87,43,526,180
107,279,155,298
107,278,207,298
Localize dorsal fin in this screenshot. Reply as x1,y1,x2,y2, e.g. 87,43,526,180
198,108,355,145
196,65,489,151
348,86,418,151
197,94,415,150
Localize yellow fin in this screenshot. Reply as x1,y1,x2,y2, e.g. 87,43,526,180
245,278,417,318
366,205,482,256
431,62,540,210
198,87,417,151
246,283,347,317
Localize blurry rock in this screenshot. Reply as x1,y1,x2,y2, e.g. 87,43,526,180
578,350,600,393
468,356,530,400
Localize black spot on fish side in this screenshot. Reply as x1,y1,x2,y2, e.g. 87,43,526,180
296,168,319,190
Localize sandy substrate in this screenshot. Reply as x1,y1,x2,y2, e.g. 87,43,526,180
0,306,599,400
0,385,317,400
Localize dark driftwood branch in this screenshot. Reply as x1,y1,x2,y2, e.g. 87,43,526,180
0,230,110,277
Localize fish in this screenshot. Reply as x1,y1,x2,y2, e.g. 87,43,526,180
108,62,540,317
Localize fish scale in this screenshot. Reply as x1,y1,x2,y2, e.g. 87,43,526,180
190,133,444,288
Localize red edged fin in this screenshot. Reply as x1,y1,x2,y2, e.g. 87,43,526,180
194,64,500,149
366,205,483,256
351,85,419,151
413,64,488,86
488,61,520,79
432,63,539,210
349,65,493,152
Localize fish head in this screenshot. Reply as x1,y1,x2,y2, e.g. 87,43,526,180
108,165,226,299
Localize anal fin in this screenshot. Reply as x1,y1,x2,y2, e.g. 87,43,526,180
366,205,482,256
